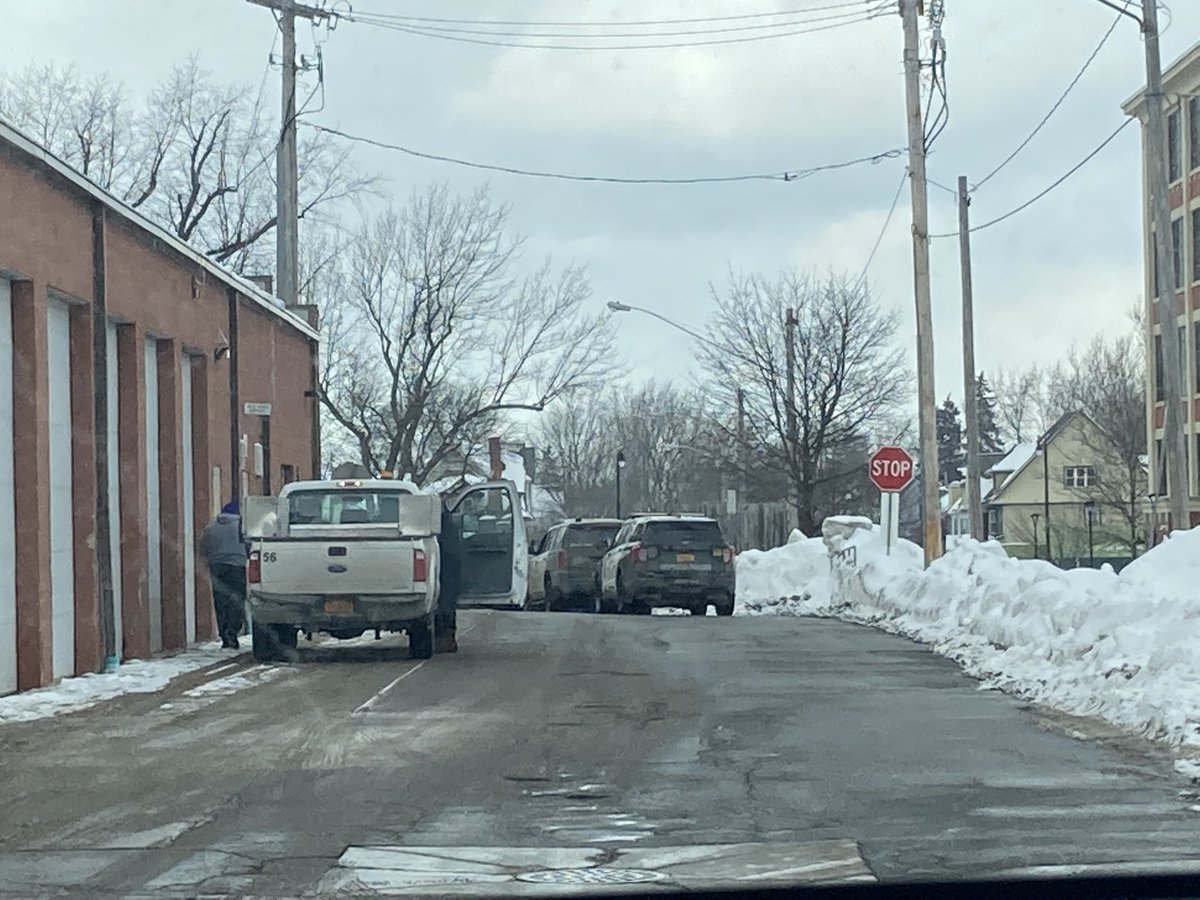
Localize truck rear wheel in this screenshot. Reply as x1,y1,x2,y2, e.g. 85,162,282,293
252,623,283,662
409,614,435,660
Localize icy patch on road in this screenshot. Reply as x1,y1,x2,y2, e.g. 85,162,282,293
735,520,1200,756
0,642,230,724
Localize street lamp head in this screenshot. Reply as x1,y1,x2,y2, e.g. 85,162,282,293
616,450,626,467
1030,512,1040,523
606,300,632,313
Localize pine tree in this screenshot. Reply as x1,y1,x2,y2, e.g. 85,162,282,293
975,373,1004,453
936,396,965,484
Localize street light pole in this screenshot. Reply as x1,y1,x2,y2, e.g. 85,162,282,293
1084,500,1097,567
616,450,626,519
1030,512,1041,560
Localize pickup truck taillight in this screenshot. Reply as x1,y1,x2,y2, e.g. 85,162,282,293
247,550,261,584
557,549,568,571
413,548,428,583
723,545,735,565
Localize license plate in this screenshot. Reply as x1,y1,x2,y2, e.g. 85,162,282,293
324,598,355,615
676,553,695,562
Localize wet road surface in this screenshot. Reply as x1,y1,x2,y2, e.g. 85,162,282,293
2,609,1199,895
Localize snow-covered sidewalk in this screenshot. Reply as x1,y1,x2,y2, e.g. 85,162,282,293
0,642,232,725
735,520,1200,768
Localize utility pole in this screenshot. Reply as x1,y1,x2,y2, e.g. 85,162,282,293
247,0,330,308
784,308,798,526
1139,0,1189,532
736,386,746,547
957,176,983,541
900,0,942,564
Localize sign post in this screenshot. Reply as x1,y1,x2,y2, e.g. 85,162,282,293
868,446,916,557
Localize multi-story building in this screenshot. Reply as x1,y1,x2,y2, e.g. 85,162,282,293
1123,42,1200,531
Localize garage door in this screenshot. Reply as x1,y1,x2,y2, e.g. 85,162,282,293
0,280,15,694
180,354,195,644
107,321,122,661
47,299,75,679
145,338,162,654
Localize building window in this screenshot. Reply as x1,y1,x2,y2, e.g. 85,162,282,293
1155,438,1166,494
1172,217,1184,289
1155,333,1164,400
1191,95,1200,171
1194,209,1200,283
1169,108,1182,182
1064,465,1097,488
1195,321,1200,392
987,506,1003,540
281,464,296,485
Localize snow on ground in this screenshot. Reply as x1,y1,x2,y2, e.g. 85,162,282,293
736,520,1200,759
0,642,230,724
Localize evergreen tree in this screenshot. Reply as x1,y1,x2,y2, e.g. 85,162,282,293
975,373,1004,453
936,396,965,484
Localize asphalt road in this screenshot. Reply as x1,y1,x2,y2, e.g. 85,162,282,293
3,609,1200,896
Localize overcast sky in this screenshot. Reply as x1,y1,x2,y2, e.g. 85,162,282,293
6,0,1199,412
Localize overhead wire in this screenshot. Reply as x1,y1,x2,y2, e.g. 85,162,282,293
345,1,874,29
930,118,1134,238
852,168,909,292
304,121,903,184
970,0,1129,193
337,6,891,51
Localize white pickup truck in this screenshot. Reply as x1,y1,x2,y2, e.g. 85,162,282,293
242,477,527,662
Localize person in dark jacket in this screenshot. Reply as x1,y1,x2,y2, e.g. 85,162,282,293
200,501,248,649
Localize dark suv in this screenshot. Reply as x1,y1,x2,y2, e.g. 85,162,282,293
527,518,623,612
598,516,736,616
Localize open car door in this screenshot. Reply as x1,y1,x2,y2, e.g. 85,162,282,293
444,480,528,609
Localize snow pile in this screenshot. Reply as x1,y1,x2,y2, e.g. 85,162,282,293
735,529,832,614
0,642,228,724
736,519,1200,752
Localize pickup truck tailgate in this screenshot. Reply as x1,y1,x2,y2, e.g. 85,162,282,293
260,539,418,596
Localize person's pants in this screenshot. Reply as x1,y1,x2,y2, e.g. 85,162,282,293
210,564,247,644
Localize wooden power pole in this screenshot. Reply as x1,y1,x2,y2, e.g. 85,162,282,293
957,176,983,541
900,0,942,564
247,0,329,308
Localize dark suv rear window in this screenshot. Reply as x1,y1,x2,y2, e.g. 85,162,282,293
564,524,620,547
642,520,723,548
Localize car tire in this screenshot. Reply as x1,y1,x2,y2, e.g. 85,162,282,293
690,603,708,617
715,596,735,617
251,622,281,662
616,572,632,615
274,624,298,649
409,614,435,659
544,576,557,612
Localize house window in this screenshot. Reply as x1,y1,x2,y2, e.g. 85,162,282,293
1172,217,1184,289
986,506,1003,540
1191,95,1200,171
1193,209,1200,284
1155,438,1166,494
1169,108,1182,182
1063,465,1097,488
1155,333,1164,400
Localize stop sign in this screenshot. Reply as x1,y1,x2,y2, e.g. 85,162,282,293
868,446,915,492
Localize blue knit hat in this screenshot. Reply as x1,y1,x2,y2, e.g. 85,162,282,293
221,500,239,515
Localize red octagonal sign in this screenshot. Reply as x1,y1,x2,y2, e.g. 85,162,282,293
868,446,915,492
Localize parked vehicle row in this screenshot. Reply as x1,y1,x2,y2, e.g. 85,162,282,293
528,513,736,617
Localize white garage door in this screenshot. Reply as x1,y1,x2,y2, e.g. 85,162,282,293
106,321,123,661
145,338,162,654
0,280,15,694
180,355,195,644
47,299,75,679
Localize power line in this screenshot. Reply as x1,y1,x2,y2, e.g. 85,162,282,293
971,1,1127,192
347,7,877,41
346,1,873,28
304,121,904,184
340,10,889,51
931,118,1133,238
852,168,909,292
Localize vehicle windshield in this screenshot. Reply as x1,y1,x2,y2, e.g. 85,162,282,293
642,521,723,548
564,524,619,547
287,489,411,526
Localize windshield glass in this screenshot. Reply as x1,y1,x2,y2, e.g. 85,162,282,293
287,489,411,525
564,524,619,547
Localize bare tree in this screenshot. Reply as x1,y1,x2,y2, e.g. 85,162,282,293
696,269,908,535
320,185,616,482
992,365,1046,445
0,57,373,276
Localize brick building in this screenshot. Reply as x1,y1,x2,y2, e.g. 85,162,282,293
0,117,319,695
1123,42,1200,532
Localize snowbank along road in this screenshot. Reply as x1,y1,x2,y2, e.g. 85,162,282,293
2,609,1200,896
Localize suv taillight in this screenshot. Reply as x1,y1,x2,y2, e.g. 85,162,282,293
630,543,645,563
557,549,568,571
247,551,261,584
722,545,734,565
413,548,428,583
